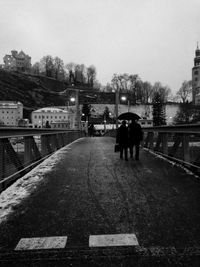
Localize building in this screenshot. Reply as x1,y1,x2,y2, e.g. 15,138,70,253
51,121,70,129
3,50,31,72
192,44,200,104
31,107,71,128
139,118,153,127
0,101,23,126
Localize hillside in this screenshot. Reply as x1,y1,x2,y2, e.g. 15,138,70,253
0,70,66,119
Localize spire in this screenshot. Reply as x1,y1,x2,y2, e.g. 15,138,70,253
197,41,199,50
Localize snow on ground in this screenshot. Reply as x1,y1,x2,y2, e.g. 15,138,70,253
0,138,83,225
144,148,200,179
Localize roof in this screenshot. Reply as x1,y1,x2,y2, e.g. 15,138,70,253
0,101,23,108
33,107,68,113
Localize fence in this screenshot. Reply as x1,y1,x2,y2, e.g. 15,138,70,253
105,124,200,173
143,124,200,174
0,127,84,192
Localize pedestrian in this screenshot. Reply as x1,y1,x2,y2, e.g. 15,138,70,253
116,120,129,161
88,123,95,137
84,121,88,136
128,119,143,160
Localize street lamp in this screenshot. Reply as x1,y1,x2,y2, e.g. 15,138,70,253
70,97,76,103
121,95,130,112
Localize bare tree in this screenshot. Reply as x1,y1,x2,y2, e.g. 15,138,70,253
176,80,192,103
31,62,40,75
142,81,153,103
87,65,96,87
152,82,171,102
129,74,140,103
40,55,54,77
111,73,121,92
65,62,76,85
54,57,64,80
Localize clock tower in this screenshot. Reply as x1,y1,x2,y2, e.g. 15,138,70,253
192,43,200,104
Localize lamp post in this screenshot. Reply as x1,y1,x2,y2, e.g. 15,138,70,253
115,89,119,129
68,91,80,130
121,95,130,112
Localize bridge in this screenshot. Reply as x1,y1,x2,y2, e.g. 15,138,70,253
0,125,200,266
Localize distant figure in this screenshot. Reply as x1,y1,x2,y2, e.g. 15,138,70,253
116,120,129,161
88,123,95,137
84,122,88,136
128,119,143,160
45,121,51,128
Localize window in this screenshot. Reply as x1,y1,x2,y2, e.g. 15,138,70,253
195,78,198,81
194,71,199,75
34,115,37,119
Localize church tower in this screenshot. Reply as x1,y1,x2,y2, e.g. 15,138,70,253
192,43,200,104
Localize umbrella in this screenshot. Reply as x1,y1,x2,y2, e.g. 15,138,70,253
118,112,141,121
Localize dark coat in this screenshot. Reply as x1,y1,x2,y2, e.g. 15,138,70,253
116,124,129,147
128,122,143,144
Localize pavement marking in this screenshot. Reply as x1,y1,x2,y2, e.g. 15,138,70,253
89,234,139,247
15,236,68,250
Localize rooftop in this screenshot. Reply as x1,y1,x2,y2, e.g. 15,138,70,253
33,107,69,113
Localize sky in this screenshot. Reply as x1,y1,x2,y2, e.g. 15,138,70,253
0,0,200,93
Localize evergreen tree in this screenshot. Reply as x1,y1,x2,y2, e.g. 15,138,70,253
174,102,200,124
152,92,166,126
81,103,91,121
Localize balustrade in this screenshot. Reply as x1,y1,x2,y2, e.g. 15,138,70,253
0,127,84,192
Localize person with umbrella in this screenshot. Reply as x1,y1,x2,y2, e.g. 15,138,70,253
116,120,129,161
128,118,143,160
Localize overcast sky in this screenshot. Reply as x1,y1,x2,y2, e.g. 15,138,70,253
0,0,199,93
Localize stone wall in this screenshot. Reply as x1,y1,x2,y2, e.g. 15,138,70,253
84,103,180,125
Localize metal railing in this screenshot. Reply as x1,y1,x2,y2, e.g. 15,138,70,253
0,127,84,192
142,124,200,173
105,124,200,173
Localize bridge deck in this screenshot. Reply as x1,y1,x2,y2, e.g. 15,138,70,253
0,136,200,254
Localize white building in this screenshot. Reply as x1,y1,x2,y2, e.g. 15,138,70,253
31,107,71,128
0,101,23,126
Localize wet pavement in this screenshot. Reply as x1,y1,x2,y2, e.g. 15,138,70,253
1,136,200,265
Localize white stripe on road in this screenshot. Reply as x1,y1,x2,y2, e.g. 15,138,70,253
89,234,139,247
15,236,68,250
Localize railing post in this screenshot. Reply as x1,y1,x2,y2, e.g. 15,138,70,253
57,133,63,148
155,133,162,151
144,132,154,149
162,133,168,154
182,134,190,162
0,139,5,180
149,132,154,149
41,135,48,156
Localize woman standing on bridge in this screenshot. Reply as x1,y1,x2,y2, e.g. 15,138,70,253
116,120,129,161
